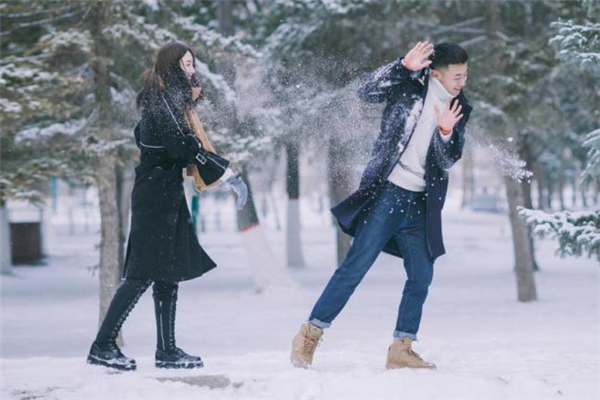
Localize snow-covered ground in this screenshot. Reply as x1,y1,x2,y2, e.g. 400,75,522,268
1,193,598,400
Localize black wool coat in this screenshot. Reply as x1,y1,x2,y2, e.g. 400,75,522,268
123,93,229,282
331,57,473,262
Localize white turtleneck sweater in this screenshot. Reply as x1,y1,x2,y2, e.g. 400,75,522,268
387,77,454,192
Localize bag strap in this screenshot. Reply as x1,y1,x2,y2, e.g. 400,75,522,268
161,94,208,165
161,94,227,172
161,95,186,137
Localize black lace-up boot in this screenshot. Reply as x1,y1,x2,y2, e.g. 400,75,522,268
153,282,204,369
87,279,151,371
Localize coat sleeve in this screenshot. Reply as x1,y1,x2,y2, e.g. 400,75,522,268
431,103,471,170
153,100,230,182
357,57,420,104
192,151,230,186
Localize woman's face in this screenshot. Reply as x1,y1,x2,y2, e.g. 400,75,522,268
179,51,195,79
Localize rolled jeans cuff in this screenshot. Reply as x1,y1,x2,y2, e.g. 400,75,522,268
393,331,417,341
308,317,330,329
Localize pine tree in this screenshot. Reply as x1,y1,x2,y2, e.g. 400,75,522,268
255,0,433,266
519,0,600,263
0,0,268,323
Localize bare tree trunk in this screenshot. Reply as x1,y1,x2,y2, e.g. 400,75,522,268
327,137,352,267
504,178,537,301
558,149,566,211
237,168,292,291
547,177,554,210
116,168,125,271
461,142,474,209
0,201,13,275
217,1,291,291
266,152,282,231
286,140,306,268
90,2,123,340
217,0,234,36
117,165,134,277
486,0,537,302
96,159,122,321
532,160,546,210
581,186,588,208
571,168,578,208
520,144,540,271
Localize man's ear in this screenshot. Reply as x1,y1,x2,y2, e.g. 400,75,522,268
430,68,439,79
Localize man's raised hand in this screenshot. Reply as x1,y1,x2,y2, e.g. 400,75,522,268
434,101,463,134
402,41,434,71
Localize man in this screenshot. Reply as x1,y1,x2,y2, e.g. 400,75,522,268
290,41,472,370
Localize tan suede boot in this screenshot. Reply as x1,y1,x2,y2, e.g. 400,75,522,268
386,338,436,370
290,323,324,368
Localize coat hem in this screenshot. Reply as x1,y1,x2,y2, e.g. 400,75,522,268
123,263,217,283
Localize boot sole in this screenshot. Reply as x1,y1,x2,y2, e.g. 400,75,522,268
290,358,310,369
155,360,204,369
87,355,137,371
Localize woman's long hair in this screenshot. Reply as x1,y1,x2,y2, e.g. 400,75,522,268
136,41,201,111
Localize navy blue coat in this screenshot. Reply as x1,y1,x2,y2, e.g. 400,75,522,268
331,57,472,262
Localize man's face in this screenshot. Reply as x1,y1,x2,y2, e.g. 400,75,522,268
431,63,468,97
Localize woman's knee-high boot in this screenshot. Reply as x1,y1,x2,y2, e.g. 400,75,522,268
87,279,151,371
153,281,203,369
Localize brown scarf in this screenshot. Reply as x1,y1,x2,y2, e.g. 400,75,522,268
184,109,220,191
184,109,216,153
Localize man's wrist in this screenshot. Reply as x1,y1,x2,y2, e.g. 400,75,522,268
438,126,452,135
400,58,419,72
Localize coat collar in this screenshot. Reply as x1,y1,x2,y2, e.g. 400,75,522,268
429,77,455,102
420,68,472,113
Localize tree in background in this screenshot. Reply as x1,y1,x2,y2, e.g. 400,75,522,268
212,0,294,290
0,0,270,331
520,0,600,263
2,0,594,302
433,0,593,300
255,0,434,266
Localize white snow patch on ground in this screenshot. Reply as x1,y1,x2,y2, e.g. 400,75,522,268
1,195,598,399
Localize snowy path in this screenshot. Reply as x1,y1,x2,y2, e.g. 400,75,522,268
1,205,598,399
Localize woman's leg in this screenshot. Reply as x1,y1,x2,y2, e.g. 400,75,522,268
153,281,203,369
87,278,151,371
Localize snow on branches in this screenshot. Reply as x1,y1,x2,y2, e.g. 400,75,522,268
550,20,600,75
519,207,600,262
582,128,600,188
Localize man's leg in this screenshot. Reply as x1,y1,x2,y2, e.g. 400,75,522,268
393,194,433,341
309,183,408,327
291,183,410,368
386,193,436,370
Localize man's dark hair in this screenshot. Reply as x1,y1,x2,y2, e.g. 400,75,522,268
430,42,468,69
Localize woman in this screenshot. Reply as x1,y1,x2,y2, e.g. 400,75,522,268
87,42,248,371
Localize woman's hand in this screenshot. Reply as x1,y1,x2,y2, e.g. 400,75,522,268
226,174,248,210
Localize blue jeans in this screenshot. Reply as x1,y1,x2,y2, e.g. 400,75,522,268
309,182,434,341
